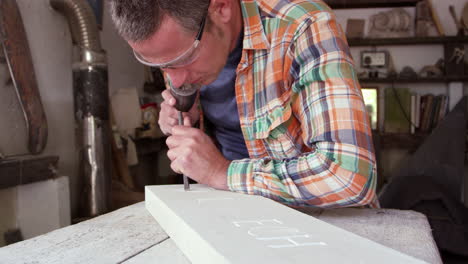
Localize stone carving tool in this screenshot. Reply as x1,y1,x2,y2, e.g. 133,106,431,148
169,82,198,191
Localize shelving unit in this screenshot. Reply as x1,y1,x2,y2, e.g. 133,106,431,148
375,132,426,151
0,156,59,190
332,0,467,199
325,0,421,9
347,35,466,148
359,76,468,83
348,36,468,84
348,36,468,46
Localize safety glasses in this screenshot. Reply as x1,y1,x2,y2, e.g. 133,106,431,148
133,14,207,69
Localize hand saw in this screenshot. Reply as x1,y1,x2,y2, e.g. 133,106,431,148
0,0,48,154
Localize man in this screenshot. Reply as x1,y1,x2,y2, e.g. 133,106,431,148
109,0,378,208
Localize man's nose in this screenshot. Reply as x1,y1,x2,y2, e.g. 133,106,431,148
164,68,188,89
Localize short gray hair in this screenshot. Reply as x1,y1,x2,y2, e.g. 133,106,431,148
109,0,210,42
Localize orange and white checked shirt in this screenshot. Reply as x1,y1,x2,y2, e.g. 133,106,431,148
225,0,378,208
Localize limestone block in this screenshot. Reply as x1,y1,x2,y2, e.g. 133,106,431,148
146,185,426,264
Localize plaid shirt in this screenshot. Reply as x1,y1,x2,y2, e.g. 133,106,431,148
226,0,378,208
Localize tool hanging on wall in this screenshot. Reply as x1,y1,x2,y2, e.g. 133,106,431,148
0,0,48,155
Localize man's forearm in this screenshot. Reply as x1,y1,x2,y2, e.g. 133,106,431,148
227,142,377,208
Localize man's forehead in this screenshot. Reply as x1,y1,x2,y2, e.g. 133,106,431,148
129,16,195,62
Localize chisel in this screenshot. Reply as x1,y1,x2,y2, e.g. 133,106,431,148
169,81,198,191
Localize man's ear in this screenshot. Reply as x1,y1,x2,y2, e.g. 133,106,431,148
208,0,232,24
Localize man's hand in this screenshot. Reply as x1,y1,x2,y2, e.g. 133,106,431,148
166,117,230,190
158,89,199,135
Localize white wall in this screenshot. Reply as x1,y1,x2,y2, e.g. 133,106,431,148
101,0,145,96
0,0,144,226
334,1,466,79
0,0,76,241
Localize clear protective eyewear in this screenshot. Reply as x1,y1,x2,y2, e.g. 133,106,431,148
133,15,207,69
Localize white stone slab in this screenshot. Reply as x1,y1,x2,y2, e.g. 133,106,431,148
17,176,71,239
0,176,72,245
145,185,427,264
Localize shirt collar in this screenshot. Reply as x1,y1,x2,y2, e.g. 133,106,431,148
240,0,270,50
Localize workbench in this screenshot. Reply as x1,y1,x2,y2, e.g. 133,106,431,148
0,201,442,263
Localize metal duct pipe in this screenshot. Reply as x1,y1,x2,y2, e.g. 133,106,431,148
50,0,101,52
50,0,110,217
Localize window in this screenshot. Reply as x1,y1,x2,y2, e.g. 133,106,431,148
362,87,379,130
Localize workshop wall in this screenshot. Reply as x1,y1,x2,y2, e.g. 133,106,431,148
1,0,467,245
334,1,467,100
101,0,145,97
0,0,74,164
0,0,76,245
0,0,144,232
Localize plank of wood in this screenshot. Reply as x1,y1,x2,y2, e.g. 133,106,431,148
0,0,48,154
145,184,426,264
0,155,58,190
123,239,189,264
0,203,168,264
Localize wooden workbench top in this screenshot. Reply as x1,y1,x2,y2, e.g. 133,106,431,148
0,202,442,264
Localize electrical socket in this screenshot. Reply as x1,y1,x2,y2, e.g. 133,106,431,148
361,51,389,68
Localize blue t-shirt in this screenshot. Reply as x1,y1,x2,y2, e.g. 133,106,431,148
200,33,249,161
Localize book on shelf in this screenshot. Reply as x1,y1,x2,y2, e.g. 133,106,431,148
384,87,411,134
429,95,440,130
411,94,416,134
415,93,421,129
384,91,448,135
420,94,433,132
437,95,448,123
417,94,447,133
